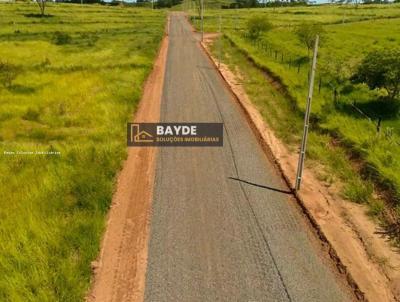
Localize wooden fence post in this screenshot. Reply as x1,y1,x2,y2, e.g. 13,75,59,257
318,77,322,94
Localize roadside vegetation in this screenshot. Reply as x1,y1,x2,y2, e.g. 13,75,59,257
190,4,400,232
0,3,165,301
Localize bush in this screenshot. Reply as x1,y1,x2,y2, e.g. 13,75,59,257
40,57,51,67
80,33,99,47
246,16,272,40
22,108,40,122
0,61,21,88
351,48,400,101
52,31,72,45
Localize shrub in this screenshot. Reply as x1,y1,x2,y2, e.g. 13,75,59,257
80,33,99,47
39,57,51,68
246,16,272,40
0,61,21,88
52,31,72,45
22,108,40,121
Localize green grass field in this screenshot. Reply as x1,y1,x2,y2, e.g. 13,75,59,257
190,4,400,208
0,3,165,301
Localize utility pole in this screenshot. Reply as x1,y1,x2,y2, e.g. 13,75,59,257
218,14,222,68
295,35,319,191
200,0,204,42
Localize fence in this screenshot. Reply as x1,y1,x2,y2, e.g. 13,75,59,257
235,30,399,141
188,14,399,144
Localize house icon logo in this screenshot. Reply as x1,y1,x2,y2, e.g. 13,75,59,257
130,124,154,143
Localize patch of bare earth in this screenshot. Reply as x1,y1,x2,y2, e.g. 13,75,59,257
86,30,169,302
202,33,400,302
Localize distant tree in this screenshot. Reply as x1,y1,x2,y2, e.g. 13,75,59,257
295,23,324,57
156,0,182,8
322,59,350,87
351,48,400,101
136,0,151,4
193,0,201,19
237,0,260,7
248,0,258,7
246,16,272,40
36,0,46,17
70,0,102,3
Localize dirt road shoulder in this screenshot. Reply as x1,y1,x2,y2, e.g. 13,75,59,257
86,28,169,302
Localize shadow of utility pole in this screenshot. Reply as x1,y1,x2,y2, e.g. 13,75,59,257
228,177,293,195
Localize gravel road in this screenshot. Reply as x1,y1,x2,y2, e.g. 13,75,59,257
144,13,350,302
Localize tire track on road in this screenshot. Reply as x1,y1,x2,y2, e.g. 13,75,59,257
198,67,292,301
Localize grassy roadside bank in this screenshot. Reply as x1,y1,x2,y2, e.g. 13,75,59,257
0,4,165,301
222,30,399,204
208,34,387,224
189,4,400,234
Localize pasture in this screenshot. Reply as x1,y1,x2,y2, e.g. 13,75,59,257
190,4,400,210
0,3,165,301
